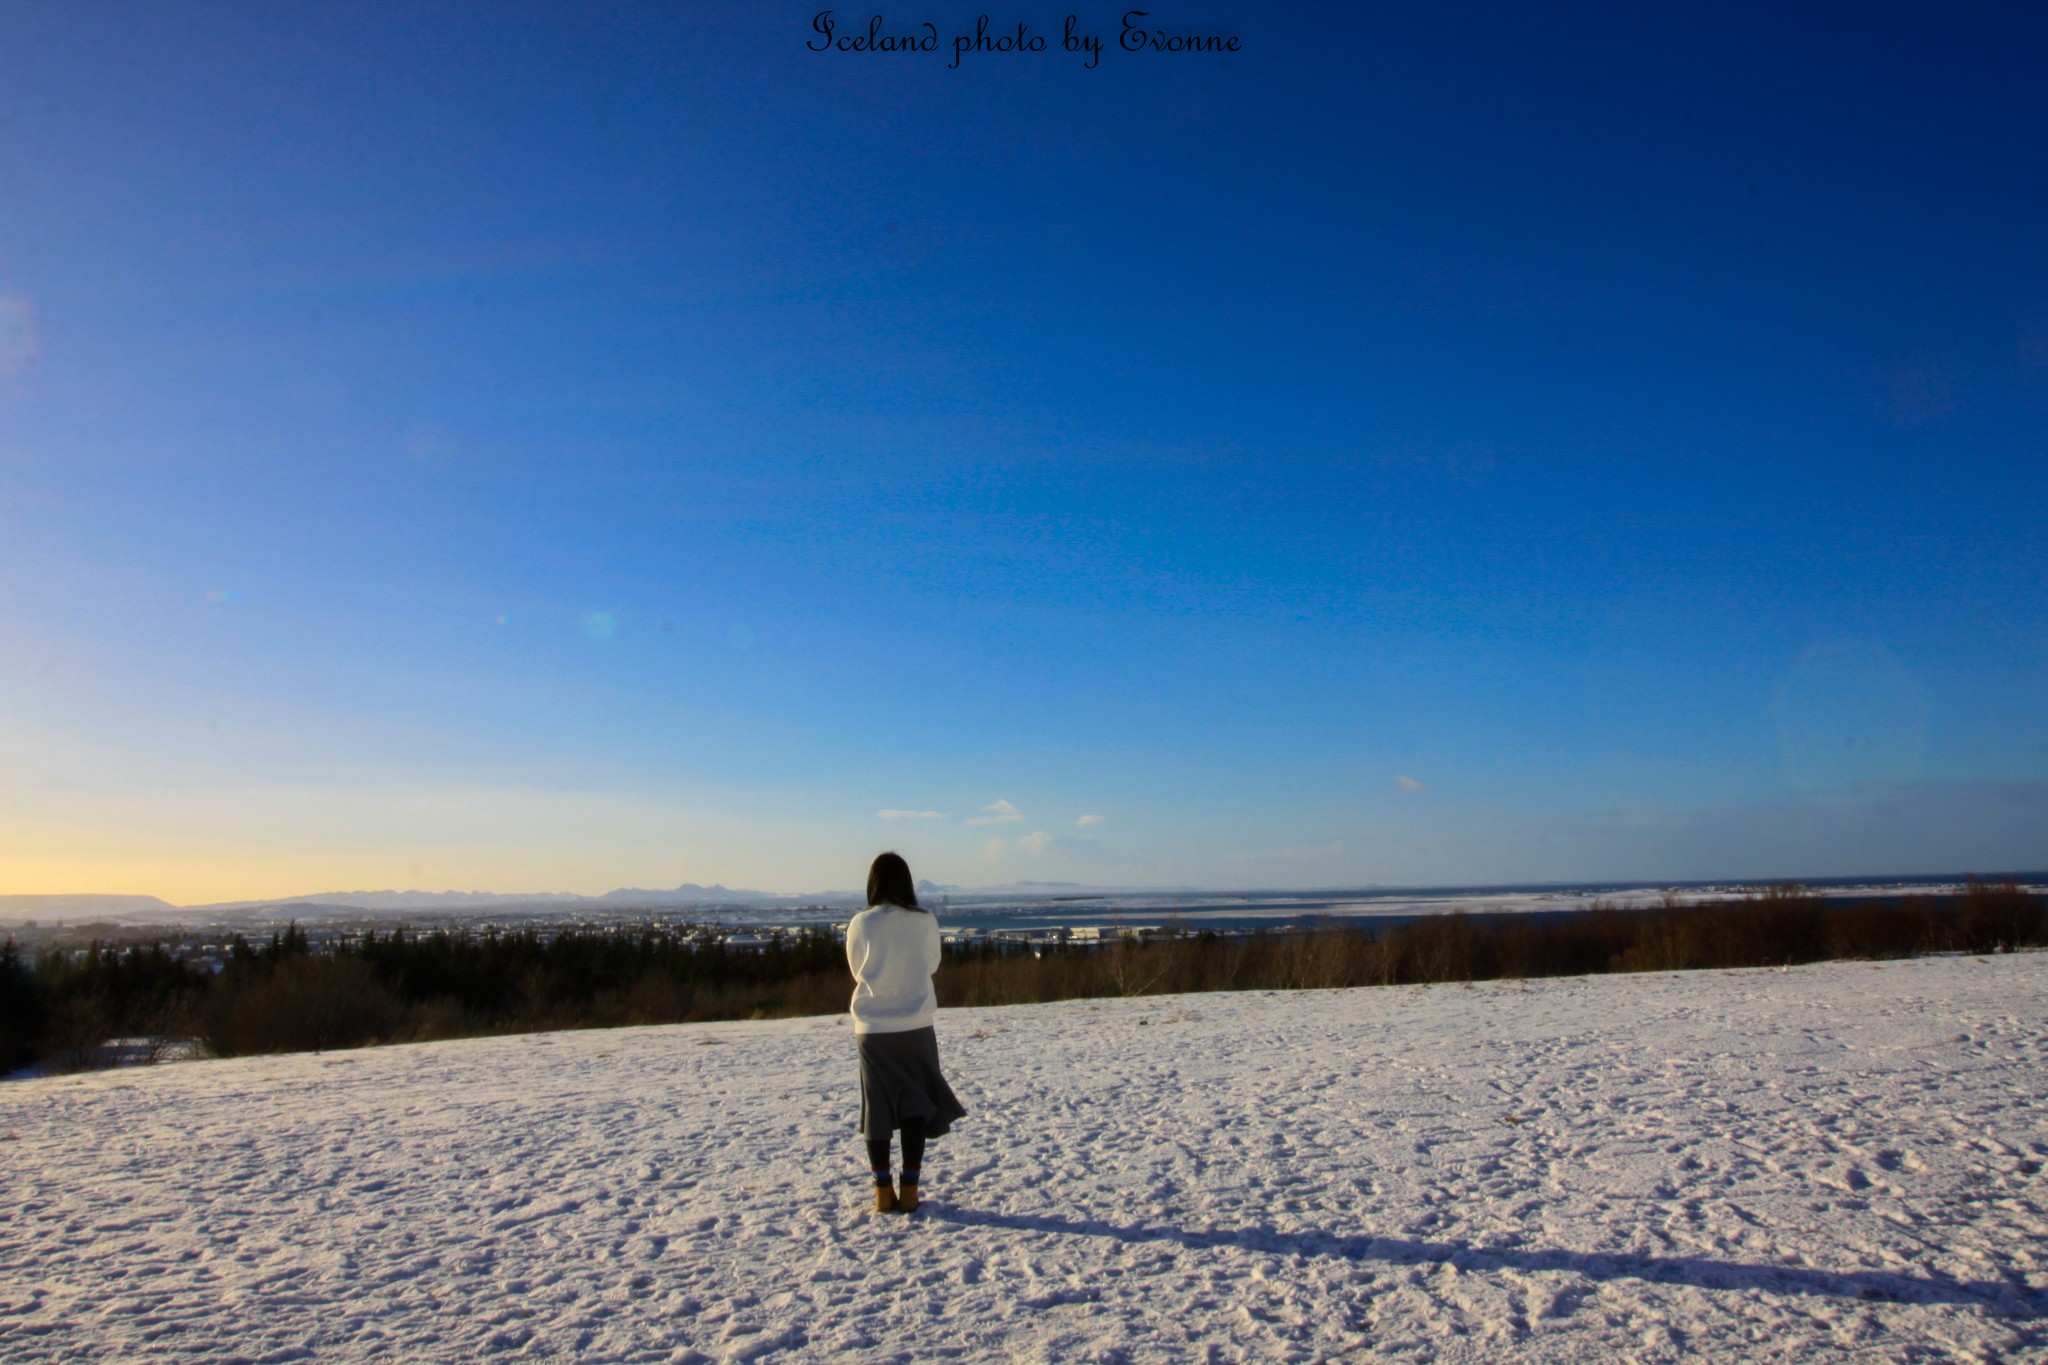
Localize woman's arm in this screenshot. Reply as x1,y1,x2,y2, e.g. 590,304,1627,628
924,913,942,976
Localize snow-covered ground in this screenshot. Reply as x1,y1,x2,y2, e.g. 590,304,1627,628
5,955,2045,1363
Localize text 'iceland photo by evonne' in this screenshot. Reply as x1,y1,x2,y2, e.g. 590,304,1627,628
3,2,2046,1361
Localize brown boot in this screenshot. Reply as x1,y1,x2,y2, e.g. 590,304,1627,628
874,1183,899,1214
897,1177,919,1214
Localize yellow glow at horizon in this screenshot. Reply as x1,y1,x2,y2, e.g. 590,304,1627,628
0,782,889,905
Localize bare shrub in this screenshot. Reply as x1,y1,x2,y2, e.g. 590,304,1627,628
42,989,114,1073
684,967,847,1023
511,964,557,1030
1271,920,1373,990
1737,882,1828,965
402,995,475,1044
1495,910,1624,980
131,996,202,1065
591,971,688,1027
1613,914,1708,973
1193,930,1253,992
1140,919,1199,994
1952,877,2042,953
1386,913,1489,984
201,955,401,1057
1823,901,1926,960
1103,929,1170,998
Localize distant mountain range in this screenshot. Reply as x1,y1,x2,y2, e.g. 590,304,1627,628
0,894,183,920
0,886,784,922
0,879,1169,923
195,884,807,914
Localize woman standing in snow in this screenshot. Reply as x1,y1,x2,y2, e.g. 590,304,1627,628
847,851,968,1214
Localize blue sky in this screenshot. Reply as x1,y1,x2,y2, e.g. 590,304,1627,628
2,2,2044,899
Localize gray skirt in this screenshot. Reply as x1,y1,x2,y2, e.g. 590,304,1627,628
857,1025,968,1141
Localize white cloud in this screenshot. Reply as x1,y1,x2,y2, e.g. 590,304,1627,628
877,809,945,821
1076,813,1105,827
966,798,1025,826
1393,774,1426,793
977,829,1057,858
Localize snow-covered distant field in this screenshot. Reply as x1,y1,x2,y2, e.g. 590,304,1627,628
6,956,2045,1363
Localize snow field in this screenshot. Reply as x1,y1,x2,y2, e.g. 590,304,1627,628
4,954,2046,1362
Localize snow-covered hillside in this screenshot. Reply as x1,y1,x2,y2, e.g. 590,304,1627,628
6,956,2045,1363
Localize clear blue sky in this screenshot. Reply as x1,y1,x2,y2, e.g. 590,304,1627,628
3,2,2044,899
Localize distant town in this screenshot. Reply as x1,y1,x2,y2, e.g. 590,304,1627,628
8,872,2041,970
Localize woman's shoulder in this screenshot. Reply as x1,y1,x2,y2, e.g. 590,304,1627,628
851,903,935,925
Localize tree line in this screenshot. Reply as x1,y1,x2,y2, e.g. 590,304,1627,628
2,880,2039,1074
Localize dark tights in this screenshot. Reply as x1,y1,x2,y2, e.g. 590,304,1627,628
867,1116,927,1175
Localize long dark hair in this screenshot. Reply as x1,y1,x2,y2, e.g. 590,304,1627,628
866,851,924,911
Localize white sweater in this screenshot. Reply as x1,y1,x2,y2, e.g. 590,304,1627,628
845,904,942,1034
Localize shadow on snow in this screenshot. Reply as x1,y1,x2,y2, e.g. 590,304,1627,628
926,1206,2043,1318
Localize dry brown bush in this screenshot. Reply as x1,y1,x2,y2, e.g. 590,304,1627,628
201,955,401,1056
41,989,114,1073
1952,878,2041,953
